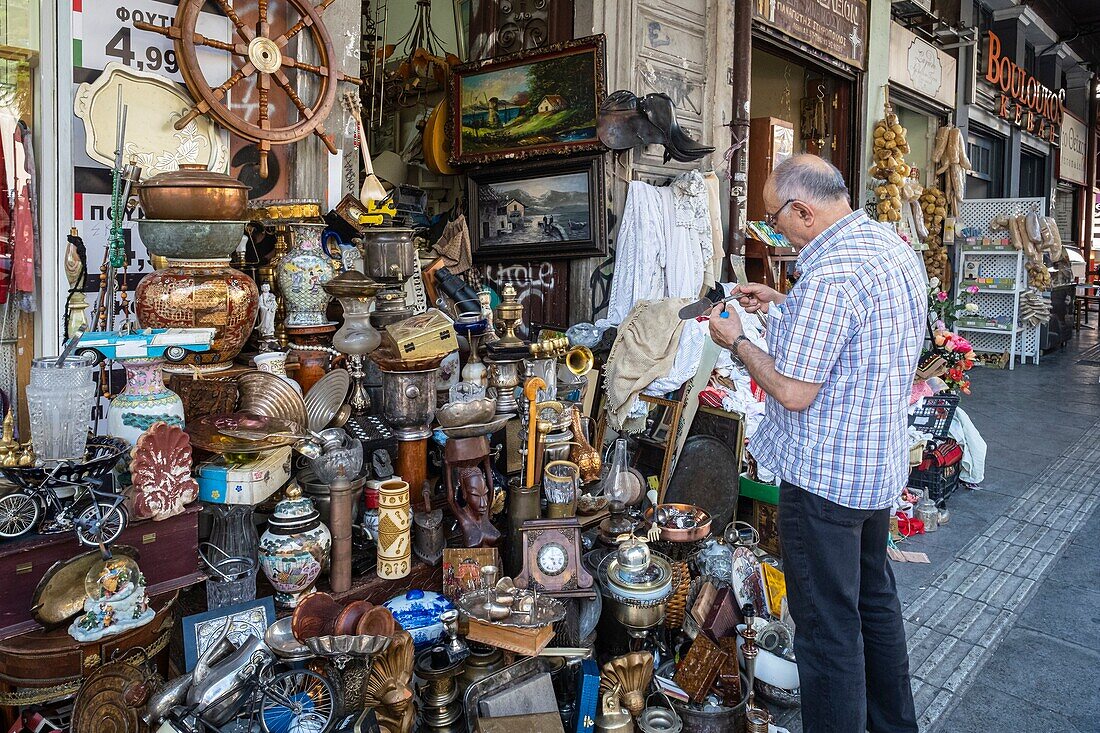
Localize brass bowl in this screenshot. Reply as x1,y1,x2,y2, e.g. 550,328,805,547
436,397,497,427
137,219,247,259
137,164,249,220
237,370,308,429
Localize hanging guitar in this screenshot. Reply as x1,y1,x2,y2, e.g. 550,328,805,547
135,0,362,178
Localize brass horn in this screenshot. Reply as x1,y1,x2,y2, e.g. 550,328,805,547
566,345,594,376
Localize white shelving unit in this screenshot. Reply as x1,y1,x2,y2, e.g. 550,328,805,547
956,199,1045,369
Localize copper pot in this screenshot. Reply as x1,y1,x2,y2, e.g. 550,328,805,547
137,164,250,220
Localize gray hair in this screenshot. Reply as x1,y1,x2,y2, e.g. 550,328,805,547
771,155,849,204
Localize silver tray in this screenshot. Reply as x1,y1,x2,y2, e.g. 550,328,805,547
455,588,565,629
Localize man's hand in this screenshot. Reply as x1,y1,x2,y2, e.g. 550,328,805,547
734,283,785,314
708,303,744,350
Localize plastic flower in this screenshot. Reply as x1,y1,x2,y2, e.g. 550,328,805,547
948,368,964,381
964,303,979,314
936,291,949,302
966,285,980,294
966,350,976,361
934,333,946,346
955,337,973,352
929,277,940,289
935,319,946,331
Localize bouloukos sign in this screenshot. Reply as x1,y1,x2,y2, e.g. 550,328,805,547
984,31,1065,144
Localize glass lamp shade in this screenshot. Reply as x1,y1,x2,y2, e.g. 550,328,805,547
332,296,382,356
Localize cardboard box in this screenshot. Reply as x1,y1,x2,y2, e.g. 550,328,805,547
197,447,292,505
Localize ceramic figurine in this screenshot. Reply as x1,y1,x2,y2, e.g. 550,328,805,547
257,282,278,339
68,555,155,642
277,223,335,328
107,357,185,447
376,479,412,580
128,422,198,521
259,484,332,607
383,590,455,649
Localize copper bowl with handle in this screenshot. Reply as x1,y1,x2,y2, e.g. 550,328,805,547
644,503,712,543
137,164,249,220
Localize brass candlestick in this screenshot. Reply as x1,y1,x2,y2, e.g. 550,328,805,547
494,284,524,348
741,603,771,733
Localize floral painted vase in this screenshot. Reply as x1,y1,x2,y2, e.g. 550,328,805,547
376,479,412,580
277,223,335,328
383,589,454,648
259,484,332,607
107,357,185,448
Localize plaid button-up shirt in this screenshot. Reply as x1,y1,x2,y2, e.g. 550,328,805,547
749,210,928,509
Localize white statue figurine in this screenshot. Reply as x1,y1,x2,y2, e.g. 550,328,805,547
257,282,278,337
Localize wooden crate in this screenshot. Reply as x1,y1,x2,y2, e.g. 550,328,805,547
464,617,554,656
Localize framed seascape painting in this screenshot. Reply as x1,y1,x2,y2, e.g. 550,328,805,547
467,154,607,260
448,35,607,166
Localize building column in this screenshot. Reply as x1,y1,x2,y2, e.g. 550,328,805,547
858,0,893,199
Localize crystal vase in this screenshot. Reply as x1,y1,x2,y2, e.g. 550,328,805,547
27,354,97,461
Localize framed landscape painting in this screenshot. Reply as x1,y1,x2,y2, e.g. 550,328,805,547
449,35,606,166
468,155,607,260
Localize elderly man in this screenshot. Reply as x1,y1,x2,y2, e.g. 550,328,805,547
709,155,926,733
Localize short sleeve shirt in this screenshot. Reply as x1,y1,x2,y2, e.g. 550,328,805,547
749,210,928,509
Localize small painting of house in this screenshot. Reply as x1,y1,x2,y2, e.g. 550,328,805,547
501,198,526,222
537,95,567,114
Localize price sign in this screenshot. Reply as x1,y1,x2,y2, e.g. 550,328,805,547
75,0,230,86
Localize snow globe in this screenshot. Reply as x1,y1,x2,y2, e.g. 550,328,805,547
68,555,155,642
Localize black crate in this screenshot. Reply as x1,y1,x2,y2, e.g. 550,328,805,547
908,394,960,440
908,461,961,507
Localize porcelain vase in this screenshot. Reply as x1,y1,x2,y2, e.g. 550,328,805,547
376,479,412,580
135,258,258,372
107,358,185,448
277,223,335,328
259,485,332,607
253,351,302,395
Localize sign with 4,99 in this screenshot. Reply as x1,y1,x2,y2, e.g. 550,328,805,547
73,0,229,82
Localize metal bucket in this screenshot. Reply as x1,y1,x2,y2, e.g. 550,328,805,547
656,660,748,733
201,542,258,609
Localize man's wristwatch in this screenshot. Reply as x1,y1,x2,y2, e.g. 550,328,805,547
731,335,750,355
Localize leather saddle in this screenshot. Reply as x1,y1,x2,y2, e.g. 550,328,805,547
598,90,715,163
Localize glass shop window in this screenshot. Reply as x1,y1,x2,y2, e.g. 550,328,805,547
1,0,41,427
966,131,1004,199
1020,152,1046,199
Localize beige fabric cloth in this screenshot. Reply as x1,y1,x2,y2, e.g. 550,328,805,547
603,298,692,432
432,214,473,275
703,171,725,289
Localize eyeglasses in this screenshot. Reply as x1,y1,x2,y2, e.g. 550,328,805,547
765,198,797,228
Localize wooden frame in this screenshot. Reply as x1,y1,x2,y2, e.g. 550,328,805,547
448,35,606,166
468,154,607,261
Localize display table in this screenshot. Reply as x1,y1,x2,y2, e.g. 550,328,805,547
0,591,177,725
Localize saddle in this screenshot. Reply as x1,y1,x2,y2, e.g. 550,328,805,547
598,90,715,163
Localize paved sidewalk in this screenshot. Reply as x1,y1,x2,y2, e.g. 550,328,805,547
771,329,1100,732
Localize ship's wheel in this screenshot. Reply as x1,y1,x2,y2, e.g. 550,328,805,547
136,0,361,177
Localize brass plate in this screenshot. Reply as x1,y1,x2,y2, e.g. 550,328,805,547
31,545,140,627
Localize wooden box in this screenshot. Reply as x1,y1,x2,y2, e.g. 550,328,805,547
0,504,202,640
465,617,555,656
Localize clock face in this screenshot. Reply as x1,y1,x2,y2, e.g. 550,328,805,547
536,542,568,576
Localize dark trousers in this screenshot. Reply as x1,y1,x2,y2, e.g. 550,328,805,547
778,481,918,733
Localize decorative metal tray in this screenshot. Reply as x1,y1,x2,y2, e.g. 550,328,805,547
455,588,565,629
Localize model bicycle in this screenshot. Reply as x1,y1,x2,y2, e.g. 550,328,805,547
148,635,341,733
0,464,128,546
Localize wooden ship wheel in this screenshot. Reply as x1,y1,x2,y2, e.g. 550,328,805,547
136,0,362,177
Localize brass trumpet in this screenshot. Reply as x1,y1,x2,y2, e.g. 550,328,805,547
565,345,594,376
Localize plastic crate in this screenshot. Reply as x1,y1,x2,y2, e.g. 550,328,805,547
907,462,961,507
908,394,960,439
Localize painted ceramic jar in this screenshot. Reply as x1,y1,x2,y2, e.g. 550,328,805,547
376,478,412,580
135,258,258,372
383,589,454,648
259,484,332,607
253,351,302,395
277,223,335,328
107,357,185,447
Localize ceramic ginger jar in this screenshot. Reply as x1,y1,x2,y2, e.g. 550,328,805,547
260,484,332,608
383,589,454,648
135,258,258,372
277,223,335,328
